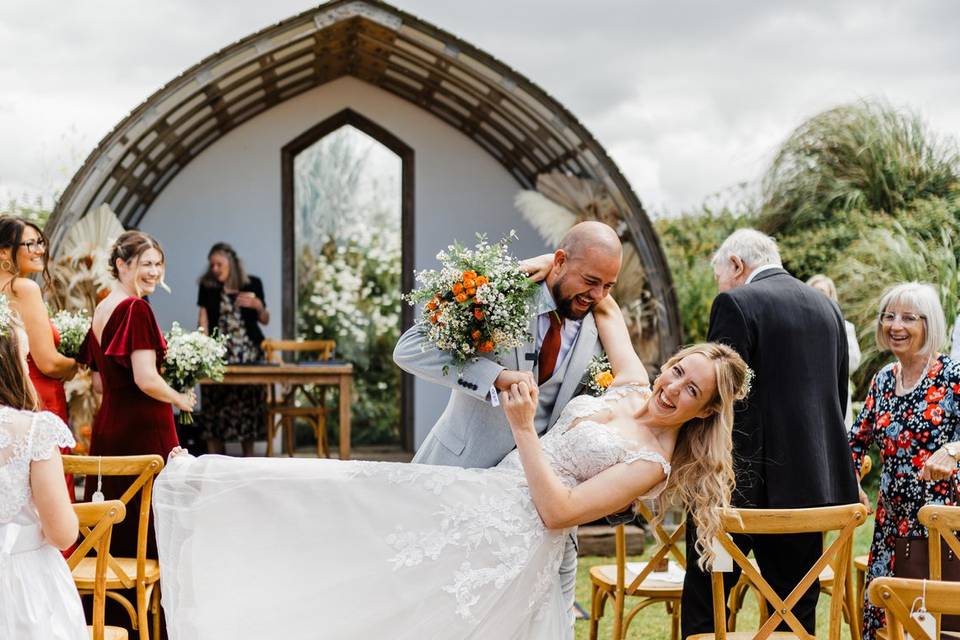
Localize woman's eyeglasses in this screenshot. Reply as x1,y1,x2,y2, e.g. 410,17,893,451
18,239,46,252
878,311,925,326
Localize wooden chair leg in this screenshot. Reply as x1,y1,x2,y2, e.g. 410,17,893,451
284,417,294,457
152,586,161,640
266,411,275,457
613,589,625,640
669,601,681,640
589,585,602,640
138,584,149,640
728,579,748,631
845,563,862,640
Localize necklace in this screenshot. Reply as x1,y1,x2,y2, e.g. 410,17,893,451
896,354,935,395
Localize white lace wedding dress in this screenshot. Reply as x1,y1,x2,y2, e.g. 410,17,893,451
153,383,669,639
0,408,86,640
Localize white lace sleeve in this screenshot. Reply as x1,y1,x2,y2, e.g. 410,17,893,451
622,449,671,477
29,412,76,462
602,381,651,402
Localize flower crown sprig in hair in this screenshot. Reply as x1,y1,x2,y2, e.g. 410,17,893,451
737,366,755,401
0,294,12,338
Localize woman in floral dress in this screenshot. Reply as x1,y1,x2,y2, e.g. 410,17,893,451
196,243,269,456
849,282,960,640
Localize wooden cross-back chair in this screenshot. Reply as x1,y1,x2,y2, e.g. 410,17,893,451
868,577,960,640
729,456,874,640
70,500,128,640
689,503,868,640
63,454,164,640
918,503,960,638
589,503,687,640
262,338,336,457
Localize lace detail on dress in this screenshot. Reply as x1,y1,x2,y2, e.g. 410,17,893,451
0,409,75,523
622,449,671,476
376,462,559,621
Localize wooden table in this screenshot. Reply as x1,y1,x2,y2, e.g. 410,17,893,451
202,363,354,459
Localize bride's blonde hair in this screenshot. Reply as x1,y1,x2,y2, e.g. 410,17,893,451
652,342,749,570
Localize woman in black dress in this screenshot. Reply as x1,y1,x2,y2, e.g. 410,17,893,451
196,243,269,456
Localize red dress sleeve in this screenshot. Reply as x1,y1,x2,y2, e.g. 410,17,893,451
76,328,97,371
103,298,167,367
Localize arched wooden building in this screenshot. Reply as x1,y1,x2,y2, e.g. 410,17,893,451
46,0,680,448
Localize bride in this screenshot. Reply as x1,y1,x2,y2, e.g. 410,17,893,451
153,297,749,639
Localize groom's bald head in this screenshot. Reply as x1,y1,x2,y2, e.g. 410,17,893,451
546,222,622,320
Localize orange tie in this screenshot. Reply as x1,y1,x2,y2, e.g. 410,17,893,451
538,311,563,385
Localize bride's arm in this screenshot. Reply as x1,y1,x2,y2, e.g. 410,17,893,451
502,381,665,529
594,296,649,386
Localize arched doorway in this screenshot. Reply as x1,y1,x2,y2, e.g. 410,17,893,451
281,108,415,449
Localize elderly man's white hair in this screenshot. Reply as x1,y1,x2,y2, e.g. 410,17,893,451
711,229,782,269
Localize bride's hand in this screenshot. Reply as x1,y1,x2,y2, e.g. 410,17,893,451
519,253,554,282
501,381,539,435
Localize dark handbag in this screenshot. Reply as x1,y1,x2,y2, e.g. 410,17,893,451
893,478,960,632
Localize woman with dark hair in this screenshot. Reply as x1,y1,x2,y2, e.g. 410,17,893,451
77,230,194,558
0,215,77,436
0,296,87,639
195,242,268,457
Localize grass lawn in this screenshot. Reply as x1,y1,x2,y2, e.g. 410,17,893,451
573,512,875,640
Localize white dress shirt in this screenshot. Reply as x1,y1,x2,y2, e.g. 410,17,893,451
536,283,582,366
744,263,781,284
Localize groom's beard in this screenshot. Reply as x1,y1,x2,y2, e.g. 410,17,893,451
552,282,594,321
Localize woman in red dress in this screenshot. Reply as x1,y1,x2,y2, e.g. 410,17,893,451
78,230,195,557
0,216,78,464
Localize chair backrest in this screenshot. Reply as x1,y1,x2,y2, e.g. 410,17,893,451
62,454,164,587
69,500,126,640
868,577,960,640
918,504,960,580
709,504,868,640
617,503,686,594
262,338,335,363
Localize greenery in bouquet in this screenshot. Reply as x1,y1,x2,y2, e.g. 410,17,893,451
404,231,539,376
582,353,614,396
50,309,90,358
162,322,227,424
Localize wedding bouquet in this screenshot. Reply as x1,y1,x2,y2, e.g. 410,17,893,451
162,322,227,424
51,309,91,358
583,353,614,396
404,232,539,375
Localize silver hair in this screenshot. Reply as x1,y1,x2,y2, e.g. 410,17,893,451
874,282,947,356
711,229,782,270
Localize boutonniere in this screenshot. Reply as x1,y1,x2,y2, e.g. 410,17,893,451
583,353,614,396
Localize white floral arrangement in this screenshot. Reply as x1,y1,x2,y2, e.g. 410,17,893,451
403,232,539,375
162,322,227,424
0,293,12,338
583,353,614,396
51,309,91,358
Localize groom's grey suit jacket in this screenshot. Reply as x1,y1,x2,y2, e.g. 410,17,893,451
394,286,602,469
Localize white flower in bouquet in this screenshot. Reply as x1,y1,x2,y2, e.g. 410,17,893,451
51,309,91,359
0,294,12,337
163,322,227,424
403,232,539,376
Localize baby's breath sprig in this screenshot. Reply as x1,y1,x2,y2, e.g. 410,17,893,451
0,294,12,338
162,322,227,424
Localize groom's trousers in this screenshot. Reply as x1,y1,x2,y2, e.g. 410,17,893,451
680,517,821,637
559,529,578,639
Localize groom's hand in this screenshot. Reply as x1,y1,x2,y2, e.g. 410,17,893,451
494,369,536,392
501,381,539,433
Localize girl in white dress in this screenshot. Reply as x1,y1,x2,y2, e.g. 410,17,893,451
0,296,87,639
154,295,751,639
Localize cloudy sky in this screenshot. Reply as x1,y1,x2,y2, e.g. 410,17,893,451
2,0,959,216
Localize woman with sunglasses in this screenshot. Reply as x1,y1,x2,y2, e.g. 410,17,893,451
848,282,960,640
0,216,78,450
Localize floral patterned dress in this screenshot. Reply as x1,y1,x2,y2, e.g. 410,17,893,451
197,292,266,443
849,354,960,640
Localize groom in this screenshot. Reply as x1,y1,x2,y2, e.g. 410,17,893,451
393,221,622,629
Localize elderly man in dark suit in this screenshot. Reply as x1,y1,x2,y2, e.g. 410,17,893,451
680,228,860,637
